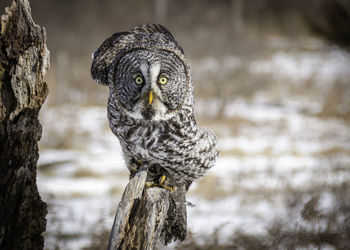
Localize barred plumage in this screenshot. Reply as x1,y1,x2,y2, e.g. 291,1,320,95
91,24,219,244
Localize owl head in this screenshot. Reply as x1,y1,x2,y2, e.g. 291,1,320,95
91,24,193,121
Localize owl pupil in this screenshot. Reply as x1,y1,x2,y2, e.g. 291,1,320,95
159,76,167,85
135,76,143,85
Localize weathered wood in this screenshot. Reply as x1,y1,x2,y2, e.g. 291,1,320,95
108,170,147,249
108,170,170,250
0,0,49,249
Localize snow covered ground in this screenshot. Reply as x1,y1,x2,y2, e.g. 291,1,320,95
38,43,350,249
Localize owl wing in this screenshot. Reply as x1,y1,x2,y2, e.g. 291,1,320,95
91,31,131,85
194,128,219,175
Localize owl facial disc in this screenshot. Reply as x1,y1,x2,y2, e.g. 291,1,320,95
111,49,188,121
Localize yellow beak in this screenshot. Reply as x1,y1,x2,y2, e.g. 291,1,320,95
149,90,153,105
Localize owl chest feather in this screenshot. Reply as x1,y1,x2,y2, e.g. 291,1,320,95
107,102,218,183
118,119,192,163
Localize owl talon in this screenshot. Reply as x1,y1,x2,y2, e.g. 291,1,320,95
162,184,175,192
130,166,138,174
145,181,156,188
159,175,166,185
159,175,175,191
145,175,175,192
129,159,144,174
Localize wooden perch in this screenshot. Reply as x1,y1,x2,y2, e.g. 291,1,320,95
108,170,170,250
0,0,49,249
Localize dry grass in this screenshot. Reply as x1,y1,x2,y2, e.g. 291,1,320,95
71,169,104,179
175,183,350,250
38,160,73,176
82,228,110,250
108,185,123,196
220,148,307,158
313,147,350,157
190,174,233,200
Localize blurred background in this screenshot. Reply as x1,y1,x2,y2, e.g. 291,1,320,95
1,0,350,249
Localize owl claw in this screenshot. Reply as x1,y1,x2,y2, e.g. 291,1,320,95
130,166,138,174
159,175,176,191
145,175,176,192
162,184,175,192
159,175,166,185
129,159,143,174
145,181,156,188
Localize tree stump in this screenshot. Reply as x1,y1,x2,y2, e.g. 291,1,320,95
108,170,170,250
0,0,49,249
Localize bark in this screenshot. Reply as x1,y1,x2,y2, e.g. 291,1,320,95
0,0,49,249
108,170,170,250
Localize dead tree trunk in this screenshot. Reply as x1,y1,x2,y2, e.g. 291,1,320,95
0,0,49,249
108,170,170,250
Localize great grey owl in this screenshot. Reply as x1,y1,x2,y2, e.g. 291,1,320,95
91,24,218,244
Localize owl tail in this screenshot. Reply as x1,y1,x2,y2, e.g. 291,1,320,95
160,185,187,245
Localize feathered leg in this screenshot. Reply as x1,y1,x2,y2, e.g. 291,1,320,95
160,184,187,245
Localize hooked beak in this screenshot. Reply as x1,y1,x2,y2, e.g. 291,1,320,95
149,90,153,105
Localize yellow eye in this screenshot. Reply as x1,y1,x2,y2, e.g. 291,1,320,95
135,76,143,85
158,75,168,85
